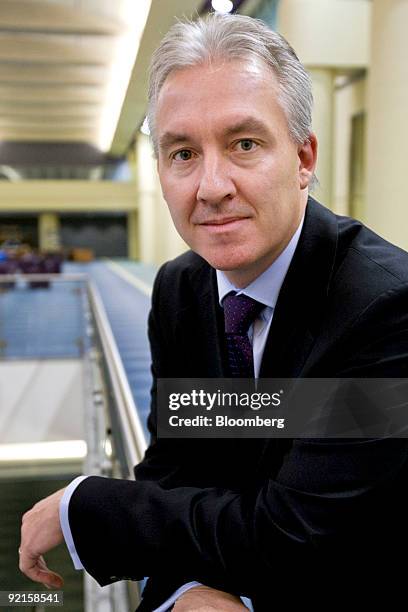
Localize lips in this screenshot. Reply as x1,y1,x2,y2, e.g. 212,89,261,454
200,217,247,226
196,217,250,234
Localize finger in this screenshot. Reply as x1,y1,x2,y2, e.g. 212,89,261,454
19,552,64,589
37,557,64,587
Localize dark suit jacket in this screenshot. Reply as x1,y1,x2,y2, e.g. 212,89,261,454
69,198,408,609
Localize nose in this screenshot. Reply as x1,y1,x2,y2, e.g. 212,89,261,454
196,153,236,205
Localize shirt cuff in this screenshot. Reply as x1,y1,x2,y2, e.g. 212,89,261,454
152,581,202,612
59,475,88,570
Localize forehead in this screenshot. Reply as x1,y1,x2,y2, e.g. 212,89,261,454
155,60,288,141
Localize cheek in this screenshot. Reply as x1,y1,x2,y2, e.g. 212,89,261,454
163,192,193,234
165,180,198,222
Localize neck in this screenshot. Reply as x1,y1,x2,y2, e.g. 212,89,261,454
222,256,276,289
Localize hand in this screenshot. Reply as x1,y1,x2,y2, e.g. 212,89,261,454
19,488,66,589
172,585,249,611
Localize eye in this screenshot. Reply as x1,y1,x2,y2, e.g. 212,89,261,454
235,139,258,152
172,149,193,161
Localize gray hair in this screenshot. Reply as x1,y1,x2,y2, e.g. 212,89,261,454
147,12,317,189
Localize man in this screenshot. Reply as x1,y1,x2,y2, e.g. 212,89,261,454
20,13,408,611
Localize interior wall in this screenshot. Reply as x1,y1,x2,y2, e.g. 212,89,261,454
0,180,137,212
275,1,370,211
277,0,370,68
135,135,187,265
365,0,408,251
333,76,366,216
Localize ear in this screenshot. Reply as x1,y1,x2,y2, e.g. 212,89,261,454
298,133,318,190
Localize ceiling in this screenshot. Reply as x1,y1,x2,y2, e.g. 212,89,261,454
0,0,260,178
0,0,151,149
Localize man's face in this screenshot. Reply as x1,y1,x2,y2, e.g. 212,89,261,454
156,60,316,287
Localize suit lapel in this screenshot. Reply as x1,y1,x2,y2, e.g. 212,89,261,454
254,199,340,477
175,261,226,377
259,198,339,378
197,267,227,377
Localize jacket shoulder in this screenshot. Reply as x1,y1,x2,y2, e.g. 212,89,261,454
335,212,408,288
300,199,408,344
151,250,212,312
161,249,208,277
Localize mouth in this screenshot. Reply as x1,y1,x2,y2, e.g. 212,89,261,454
198,217,250,232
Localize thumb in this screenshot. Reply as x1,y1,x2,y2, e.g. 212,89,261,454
40,569,64,589
36,556,64,589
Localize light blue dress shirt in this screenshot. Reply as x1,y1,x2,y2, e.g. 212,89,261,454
59,216,304,610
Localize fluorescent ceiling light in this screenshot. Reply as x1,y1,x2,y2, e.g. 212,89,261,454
0,440,87,462
97,0,152,151
212,0,234,13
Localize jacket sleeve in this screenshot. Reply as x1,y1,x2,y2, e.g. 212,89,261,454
68,438,408,591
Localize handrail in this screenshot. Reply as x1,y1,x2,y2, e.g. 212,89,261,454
85,280,146,610
86,280,147,477
0,273,87,282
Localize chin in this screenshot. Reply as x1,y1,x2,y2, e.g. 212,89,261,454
199,250,254,273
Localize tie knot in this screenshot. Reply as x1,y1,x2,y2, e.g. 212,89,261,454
223,292,265,335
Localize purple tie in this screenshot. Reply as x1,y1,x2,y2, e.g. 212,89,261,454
223,292,266,378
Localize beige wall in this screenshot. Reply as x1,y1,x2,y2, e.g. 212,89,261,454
309,68,335,207
277,0,370,68
38,212,61,251
333,76,366,216
277,0,408,251
127,210,139,260
277,0,370,211
0,180,137,213
365,0,408,250
135,134,187,265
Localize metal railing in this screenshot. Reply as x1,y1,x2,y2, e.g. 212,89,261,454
87,280,147,475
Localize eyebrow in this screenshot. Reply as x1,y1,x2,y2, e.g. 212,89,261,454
158,117,271,153
223,117,271,138
158,131,190,153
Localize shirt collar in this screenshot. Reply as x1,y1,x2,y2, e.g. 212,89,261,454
216,215,304,308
